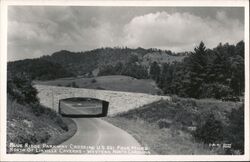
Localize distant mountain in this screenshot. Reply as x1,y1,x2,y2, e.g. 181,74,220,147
8,47,187,80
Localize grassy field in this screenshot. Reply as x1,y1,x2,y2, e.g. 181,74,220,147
104,97,243,155
34,75,162,94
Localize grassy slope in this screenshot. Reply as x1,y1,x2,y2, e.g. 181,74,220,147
7,97,77,153
105,117,212,155
35,75,162,95
104,97,242,155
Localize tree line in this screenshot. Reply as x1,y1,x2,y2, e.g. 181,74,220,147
98,55,148,79
150,41,244,99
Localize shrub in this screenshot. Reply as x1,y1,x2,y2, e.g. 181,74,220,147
31,104,68,131
157,119,172,129
71,81,79,88
55,117,68,131
225,104,244,154
7,72,39,104
31,103,45,116
96,86,105,90
200,83,233,99
171,95,181,103
35,131,51,143
194,114,223,144
91,79,97,83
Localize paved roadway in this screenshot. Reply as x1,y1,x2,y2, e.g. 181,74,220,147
43,102,146,154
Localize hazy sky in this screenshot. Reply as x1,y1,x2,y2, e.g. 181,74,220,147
8,6,244,61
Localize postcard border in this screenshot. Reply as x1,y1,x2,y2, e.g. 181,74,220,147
1,0,249,161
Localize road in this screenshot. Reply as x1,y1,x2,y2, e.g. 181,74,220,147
43,102,146,154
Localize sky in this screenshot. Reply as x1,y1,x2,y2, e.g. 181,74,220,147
8,6,244,61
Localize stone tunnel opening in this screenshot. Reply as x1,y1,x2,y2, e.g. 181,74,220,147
59,97,109,118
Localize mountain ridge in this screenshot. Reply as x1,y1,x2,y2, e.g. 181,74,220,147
8,47,187,80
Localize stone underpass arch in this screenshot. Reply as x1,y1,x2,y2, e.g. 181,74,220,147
58,97,109,118
34,85,171,116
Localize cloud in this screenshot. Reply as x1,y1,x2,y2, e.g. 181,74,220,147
123,11,244,51
7,7,244,61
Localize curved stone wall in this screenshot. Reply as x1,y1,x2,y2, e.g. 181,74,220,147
34,85,171,116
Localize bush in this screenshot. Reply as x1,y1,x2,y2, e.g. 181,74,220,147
35,131,51,143
31,104,68,131
96,86,105,90
15,130,37,145
91,79,97,83
55,117,68,131
7,72,39,104
157,119,172,129
31,103,45,116
200,83,233,99
225,104,244,154
194,114,223,144
71,81,79,88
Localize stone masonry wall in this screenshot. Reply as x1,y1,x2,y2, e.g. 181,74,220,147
34,85,171,116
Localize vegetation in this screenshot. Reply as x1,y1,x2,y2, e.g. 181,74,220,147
65,81,79,88
7,71,75,153
8,59,74,81
8,41,244,100
35,75,161,94
194,114,224,144
8,47,185,81
106,98,243,154
105,116,212,155
224,104,244,154
156,41,244,99
98,62,148,79
7,72,38,104
149,61,161,81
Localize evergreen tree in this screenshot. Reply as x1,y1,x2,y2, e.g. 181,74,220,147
150,61,161,81
187,41,208,98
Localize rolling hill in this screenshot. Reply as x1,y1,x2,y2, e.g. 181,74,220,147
8,47,186,78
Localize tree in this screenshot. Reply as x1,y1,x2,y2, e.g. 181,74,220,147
128,55,139,64
7,72,38,104
150,61,161,81
151,41,244,99
114,62,124,74
230,55,244,95
235,40,244,59
158,63,174,93
186,41,208,98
